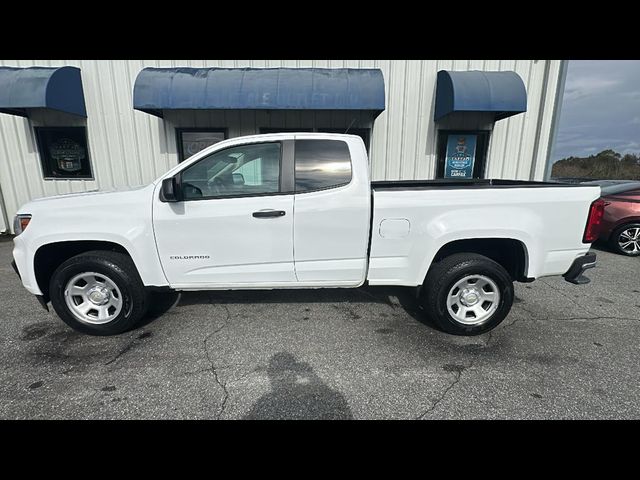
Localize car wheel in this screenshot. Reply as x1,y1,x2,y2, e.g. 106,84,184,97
609,223,640,256
421,253,514,336
49,250,148,336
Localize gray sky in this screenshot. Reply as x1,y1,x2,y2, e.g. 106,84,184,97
551,60,640,162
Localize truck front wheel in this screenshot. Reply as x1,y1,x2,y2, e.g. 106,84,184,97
421,253,514,336
49,250,148,336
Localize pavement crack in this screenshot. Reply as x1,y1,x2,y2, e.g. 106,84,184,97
485,330,494,346
416,363,468,420
504,317,522,328
514,302,544,321
203,304,231,420
104,330,153,366
539,279,593,316
556,315,640,322
104,336,136,366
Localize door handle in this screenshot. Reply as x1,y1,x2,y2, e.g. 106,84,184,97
252,210,286,218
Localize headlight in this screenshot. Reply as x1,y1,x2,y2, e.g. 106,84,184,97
13,214,31,235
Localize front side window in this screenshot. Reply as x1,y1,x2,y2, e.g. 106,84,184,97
35,126,93,179
181,142,281,200
295,139,352,192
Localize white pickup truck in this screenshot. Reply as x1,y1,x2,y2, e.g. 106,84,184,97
11,133,602,336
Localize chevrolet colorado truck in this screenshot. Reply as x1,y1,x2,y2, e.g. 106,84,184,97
11,133,602,336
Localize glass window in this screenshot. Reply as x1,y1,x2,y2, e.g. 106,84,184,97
295,139,352,192
181,142,281,200
34,127,92,179
177,129,226,162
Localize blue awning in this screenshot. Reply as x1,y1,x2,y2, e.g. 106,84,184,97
133,67,386,118
0,66,87,117
434,70,526,121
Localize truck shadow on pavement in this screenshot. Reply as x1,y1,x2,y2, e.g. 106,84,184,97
149,285,439,331
243,351,353,420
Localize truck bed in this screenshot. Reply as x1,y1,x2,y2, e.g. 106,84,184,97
367,179,601,286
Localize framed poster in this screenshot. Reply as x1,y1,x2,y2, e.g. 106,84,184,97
436,130,490,180
34,126,93,179
444,134,477,178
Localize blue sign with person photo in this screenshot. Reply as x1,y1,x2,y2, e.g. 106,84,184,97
444,134,477,178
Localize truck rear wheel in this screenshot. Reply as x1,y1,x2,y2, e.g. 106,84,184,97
49,250,148,336
421,253,514,336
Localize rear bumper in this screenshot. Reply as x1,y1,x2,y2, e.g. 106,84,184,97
563,252,596,285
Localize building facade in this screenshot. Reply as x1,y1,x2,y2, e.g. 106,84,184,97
0,60,566,233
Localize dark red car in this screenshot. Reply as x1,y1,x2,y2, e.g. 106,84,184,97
583,181,640,256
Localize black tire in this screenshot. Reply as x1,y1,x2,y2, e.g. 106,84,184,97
421,253,514,336
49,250,148,336
609,223,640,256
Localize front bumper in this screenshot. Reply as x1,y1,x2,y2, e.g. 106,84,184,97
11,257,48,311
563,252,596,285
11,259,20,279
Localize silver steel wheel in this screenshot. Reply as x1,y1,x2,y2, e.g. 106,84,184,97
63,272,123,325
618,227,640,254
446,274,500,326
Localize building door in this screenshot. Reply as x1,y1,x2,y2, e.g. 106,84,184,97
436,130,490,179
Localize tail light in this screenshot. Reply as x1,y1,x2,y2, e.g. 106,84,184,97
583,199,606,243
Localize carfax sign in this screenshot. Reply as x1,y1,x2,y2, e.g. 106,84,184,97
444,134,477,178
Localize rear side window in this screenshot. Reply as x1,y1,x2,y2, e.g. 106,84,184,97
295,140,352,192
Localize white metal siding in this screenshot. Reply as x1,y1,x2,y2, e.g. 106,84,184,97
0,60,562,233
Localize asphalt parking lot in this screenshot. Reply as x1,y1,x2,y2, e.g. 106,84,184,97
0,237,638,419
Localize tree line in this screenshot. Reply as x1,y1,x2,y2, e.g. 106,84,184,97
551,149,640,180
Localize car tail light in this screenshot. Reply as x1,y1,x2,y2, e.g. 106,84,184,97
583,199,606,243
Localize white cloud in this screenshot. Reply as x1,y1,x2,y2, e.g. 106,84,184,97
552,60,640,160
564,77,621,101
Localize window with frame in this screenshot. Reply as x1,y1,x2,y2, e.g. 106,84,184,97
259,127,371,153
181,142,281,200
176,129,227,162
34,126,93,179
295,139,352,192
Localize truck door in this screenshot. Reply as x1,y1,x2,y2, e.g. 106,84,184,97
153,140,296,287
293,136,371,285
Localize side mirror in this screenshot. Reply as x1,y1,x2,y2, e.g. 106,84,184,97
160,176,181,202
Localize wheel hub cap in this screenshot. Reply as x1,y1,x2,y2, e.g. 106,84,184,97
63,272,123,325
460,288,480,306
619,227,640,254
446,274,501,326
87,286,110,305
